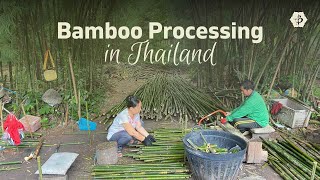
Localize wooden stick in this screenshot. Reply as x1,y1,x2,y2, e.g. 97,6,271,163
64,104,69,126
68,53,78,104
2,106,10,114
0,101,3,132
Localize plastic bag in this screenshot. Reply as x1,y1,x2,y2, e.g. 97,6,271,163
2,129,24,145
77,117,97,131
2,113,25,145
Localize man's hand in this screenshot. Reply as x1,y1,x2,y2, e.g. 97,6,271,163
220,118,227,124
142,137,153,146
226,112,231,116
146,135,156,142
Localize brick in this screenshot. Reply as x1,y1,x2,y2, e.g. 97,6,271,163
19,115,41,132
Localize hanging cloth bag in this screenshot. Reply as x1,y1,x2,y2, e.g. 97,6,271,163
43,49,57,81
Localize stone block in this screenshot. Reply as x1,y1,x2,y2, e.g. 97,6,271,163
96,141,118,165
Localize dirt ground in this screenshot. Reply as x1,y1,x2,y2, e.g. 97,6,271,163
0,65,282,180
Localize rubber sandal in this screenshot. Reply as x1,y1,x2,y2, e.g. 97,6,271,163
117,150,123,157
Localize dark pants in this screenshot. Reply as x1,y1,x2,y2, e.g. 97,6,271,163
230,117,261,133
109,130,133,150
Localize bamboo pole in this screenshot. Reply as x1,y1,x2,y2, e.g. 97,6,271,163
64,103,69,126
78,90,81,120
68,53,78,105
86,101,92,145
37,156,43,180
311,162,318,180
0,101,3,132
267,34,293,98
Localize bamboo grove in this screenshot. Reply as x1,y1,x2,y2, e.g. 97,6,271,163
0,0,319,110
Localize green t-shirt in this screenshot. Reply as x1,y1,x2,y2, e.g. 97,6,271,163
226,91,269,127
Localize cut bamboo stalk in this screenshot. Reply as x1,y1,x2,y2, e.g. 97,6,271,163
33,137,44,159
37,156,43,180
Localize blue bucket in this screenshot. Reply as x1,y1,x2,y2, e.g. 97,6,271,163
183,128,247,180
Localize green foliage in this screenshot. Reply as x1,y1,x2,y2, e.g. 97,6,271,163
313,86,320,98
61,85,103,121
39,105,54,115
40,117,54,129
311,112,320,120
22,91,42,115
0,1,20,62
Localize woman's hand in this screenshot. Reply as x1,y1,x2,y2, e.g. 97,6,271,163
146,135,156,142
123,123,145,141
142,137,153,146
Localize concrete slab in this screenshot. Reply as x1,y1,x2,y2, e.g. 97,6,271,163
35,152,79,175
41,174,68,180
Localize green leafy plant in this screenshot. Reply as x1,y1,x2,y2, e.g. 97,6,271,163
38,105,54,115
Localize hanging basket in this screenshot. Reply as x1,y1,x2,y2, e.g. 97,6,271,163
44,70,57,82
43,49,57,81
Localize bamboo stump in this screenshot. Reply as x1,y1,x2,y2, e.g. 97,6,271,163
246,142,268,163
96,141,118,165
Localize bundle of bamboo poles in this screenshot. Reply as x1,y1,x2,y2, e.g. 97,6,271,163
92,128,191,179
103,74,221,124
92,163,190,179
0,130,85,149
262,132,320,180
125,128,187,163
0,161,21,172
0,141,86,149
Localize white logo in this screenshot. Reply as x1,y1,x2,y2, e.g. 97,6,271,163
290,12,307,28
